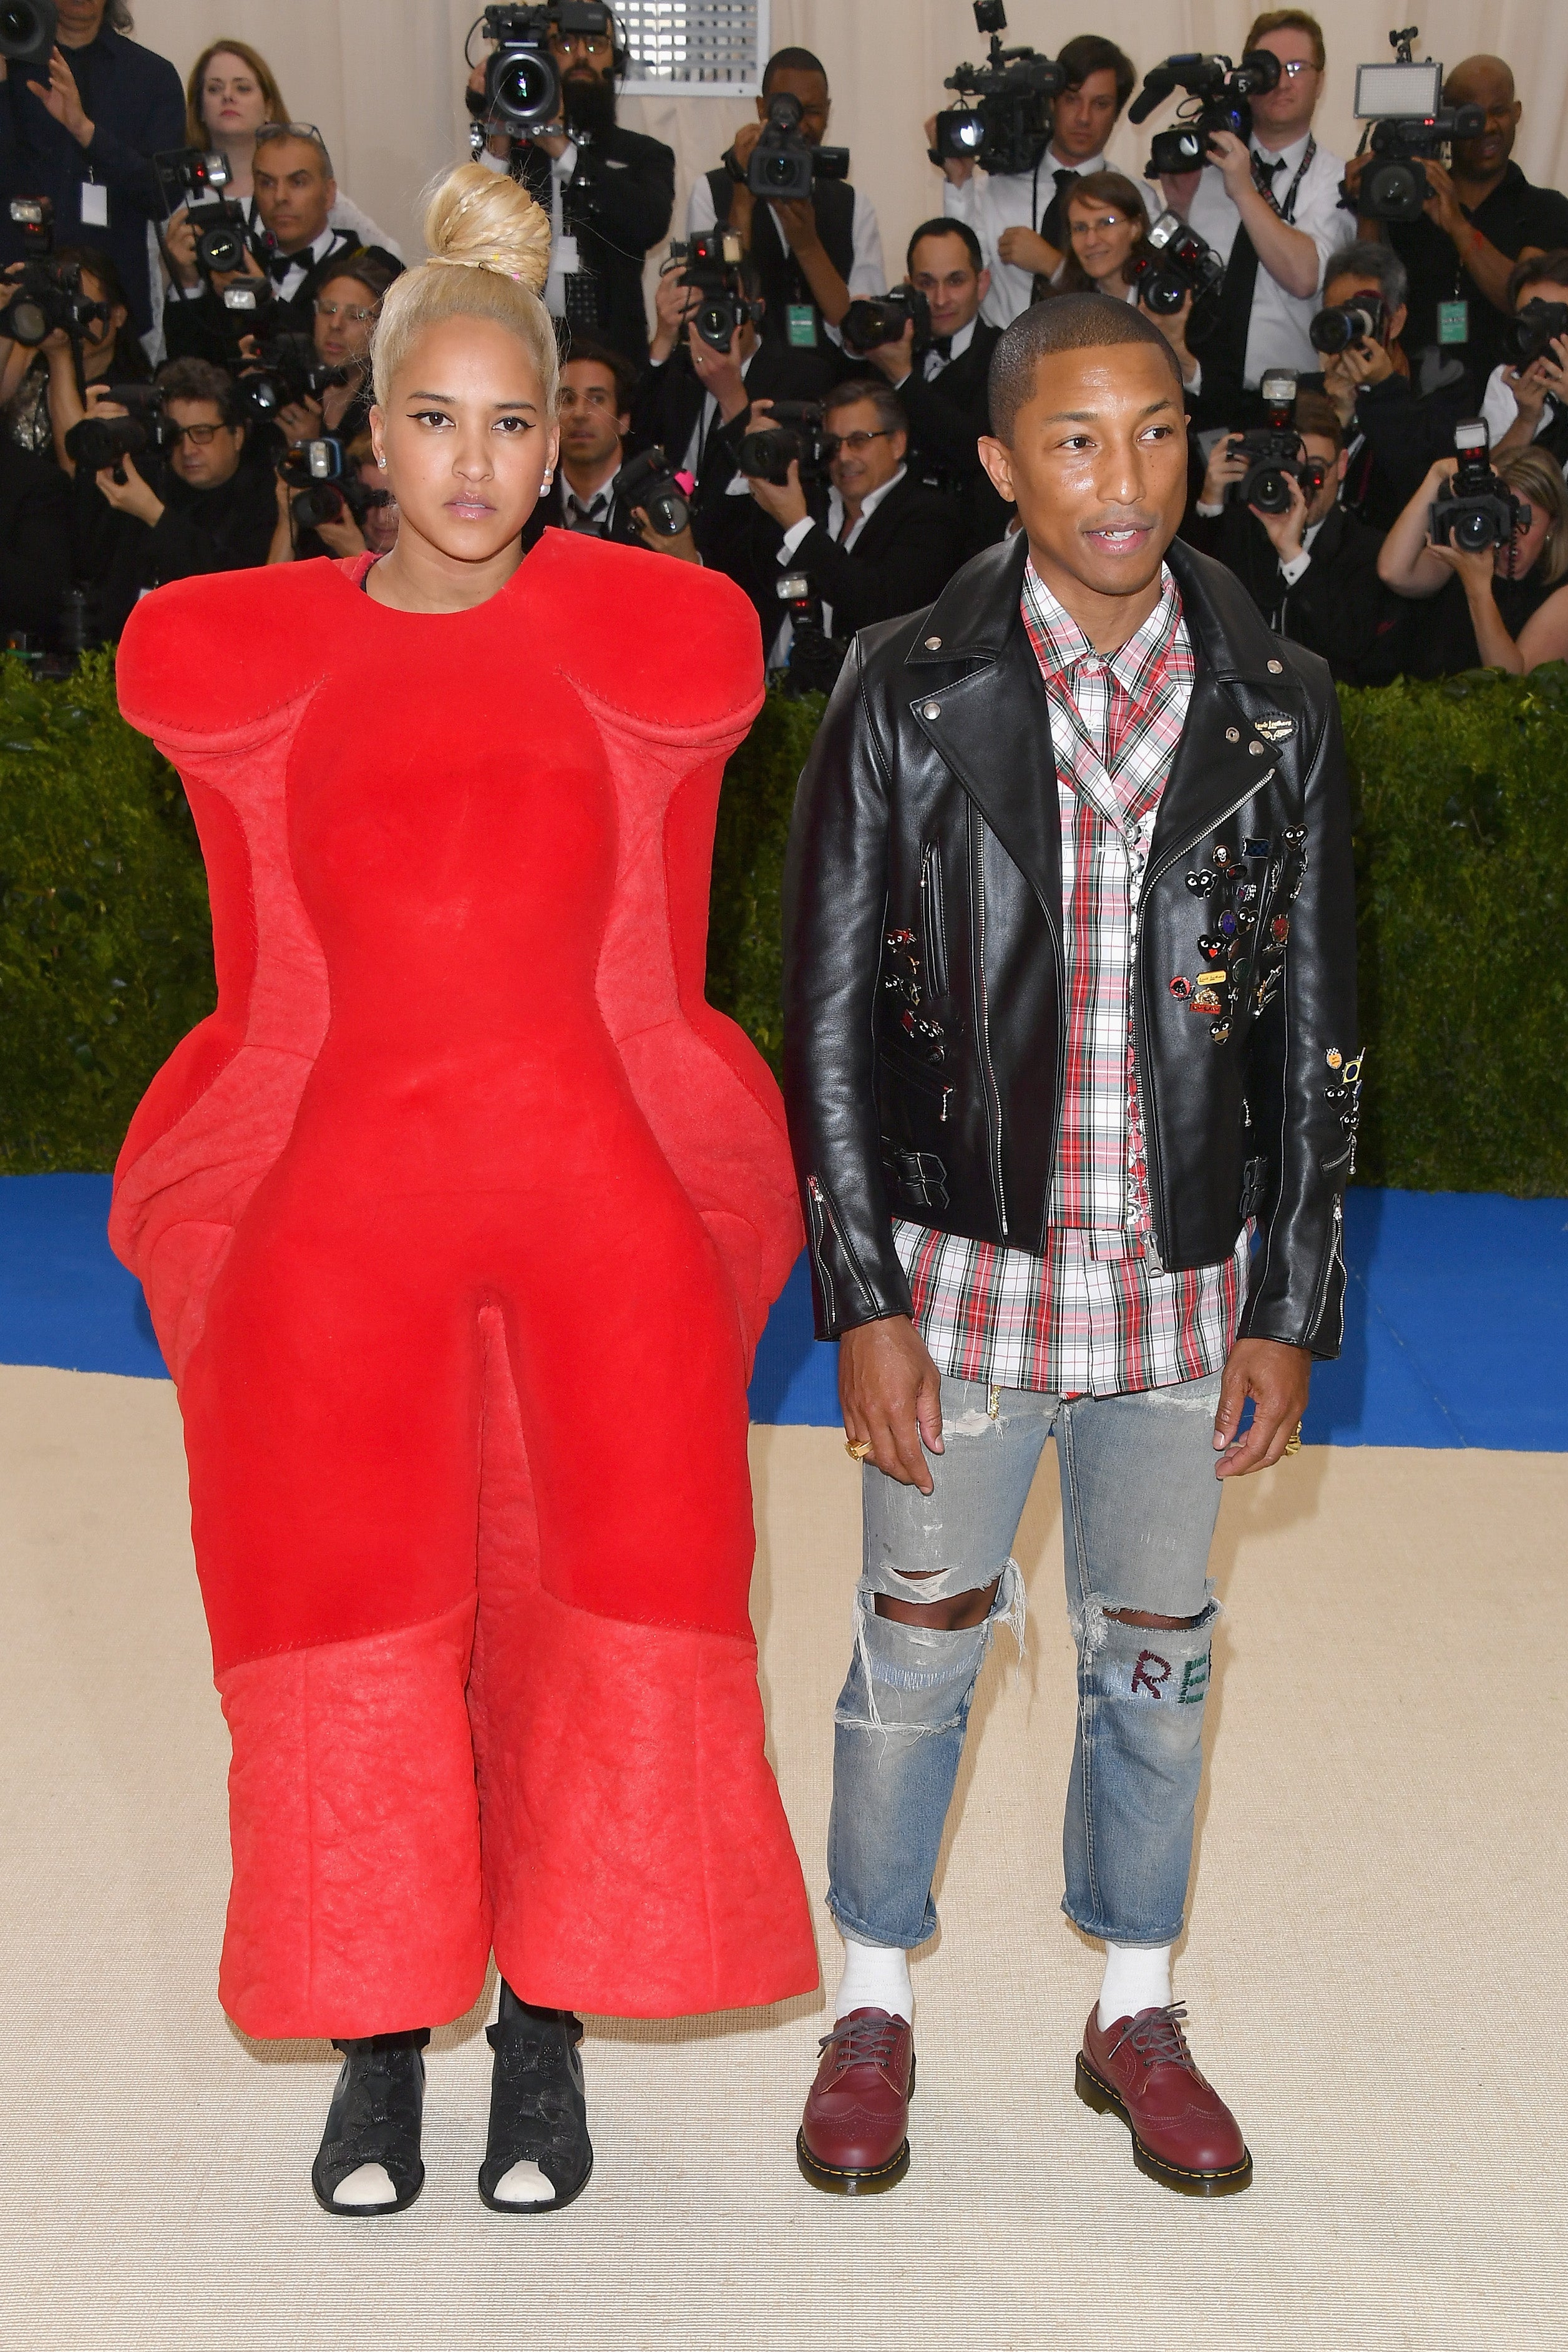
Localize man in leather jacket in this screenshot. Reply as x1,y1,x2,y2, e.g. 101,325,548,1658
782,293,1358,2200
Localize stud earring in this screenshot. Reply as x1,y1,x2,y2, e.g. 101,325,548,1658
376,456,387,469
541,471,553,487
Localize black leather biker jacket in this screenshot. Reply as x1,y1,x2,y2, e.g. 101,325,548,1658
781,532,1360,1355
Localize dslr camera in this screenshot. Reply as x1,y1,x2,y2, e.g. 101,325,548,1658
1429,418,1527,557
63,386,170,479
1310,291,1388,354
280,437,392,530
240,331,354,420
1125,210,1225,341
467,2,613,143
840,285,932,358
0,197,111,346
730,91,849,202
738,401,829,487
1350,31,1485,223
614,446,690,540
773,571,847,698
1129,50,1282,177
1503,298,1568,372
661,232,762,353
1224,371,1327,514
0,1,55,70
154,148,252,277
932,1,1064,180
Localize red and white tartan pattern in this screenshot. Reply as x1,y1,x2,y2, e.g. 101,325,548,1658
893,562,1247,1397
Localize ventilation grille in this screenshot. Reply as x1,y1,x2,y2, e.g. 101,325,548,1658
619,1,769,95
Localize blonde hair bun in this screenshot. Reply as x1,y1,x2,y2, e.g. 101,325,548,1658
424,162,551,293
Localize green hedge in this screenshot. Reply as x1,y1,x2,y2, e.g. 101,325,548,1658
2,655,1565,1195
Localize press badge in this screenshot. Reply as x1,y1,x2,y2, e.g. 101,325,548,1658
80,181,108,227
786,303,817,347
1437,298,1468,344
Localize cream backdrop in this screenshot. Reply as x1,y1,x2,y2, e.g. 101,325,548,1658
130,2,1568,301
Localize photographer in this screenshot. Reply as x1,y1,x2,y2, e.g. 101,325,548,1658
74,353,275,638
1376,439,1568,675
164,124,373,342
0,428,72,639
1480,254,1568,471
1316,242,1476,530
1357,57,1568,395
935,32,1140,326
270,251,401,451
859,218,1008,552
688,46,884,358
183,41,398,260
527,334,698,559
1187,388,1406,681
472,3,672,366
743,376,969,670
1165,10,1353,417
0,240,148,459
268,427,397,567
0,0,183,338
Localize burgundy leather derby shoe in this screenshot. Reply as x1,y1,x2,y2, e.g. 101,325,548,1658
797,2008,915,2194
1076,2003,1252,2195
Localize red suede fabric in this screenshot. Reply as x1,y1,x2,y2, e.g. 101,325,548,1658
110,538,816,2030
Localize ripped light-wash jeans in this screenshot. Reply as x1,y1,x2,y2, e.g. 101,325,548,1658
827,1371,1225,1953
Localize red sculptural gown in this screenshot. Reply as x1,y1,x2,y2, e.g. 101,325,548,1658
109,535,816,2037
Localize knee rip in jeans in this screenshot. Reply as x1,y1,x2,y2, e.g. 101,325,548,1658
1069,1586,1220,1707
841,1560,1026,1739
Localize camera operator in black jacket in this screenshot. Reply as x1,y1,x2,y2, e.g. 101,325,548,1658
1314,242,1476,531
857,218,1010,554
1186,389,1408,682
470,3,673,366
0,429,72,639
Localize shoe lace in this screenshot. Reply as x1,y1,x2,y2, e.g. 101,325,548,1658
818,2013,905,2075
1108,2002,1197,2072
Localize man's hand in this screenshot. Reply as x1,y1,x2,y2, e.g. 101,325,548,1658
746,451,809,529
1322,336,1391,427
773,193,822,253
1421,157,1468,244
650,262,698,364
1148,290,1199,386
1502,338,1568,426
926,112,973,187
634,505,701,561
1207,128,1259,201
1159,168,1203,222
1252,469,1309,563
1200,434,1248,508
276,394,324,447
314,510,367,558
1212,1337,1311,1478
865,315,915,385
95,455,163,526
162,207,200,289
687,317,751,420
840,1315,945,1493
996,223,1057,275
27,46,93,146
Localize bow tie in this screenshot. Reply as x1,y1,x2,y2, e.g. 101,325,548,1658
930,334,953,362
268,251,299,283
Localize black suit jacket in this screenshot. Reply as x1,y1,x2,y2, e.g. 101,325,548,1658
782,534,1358,1354
1183,499,1410,684
515,125,673,364
898,323,1010,552
0,435,73,638
771,471,972,637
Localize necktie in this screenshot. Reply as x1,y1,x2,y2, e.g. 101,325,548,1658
1198,157,1288,407
1033,167,1081,303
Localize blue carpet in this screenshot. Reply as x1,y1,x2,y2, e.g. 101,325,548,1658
1,1176,1562,1450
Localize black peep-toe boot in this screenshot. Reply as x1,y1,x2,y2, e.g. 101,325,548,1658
477,1981,594,2213
311,2028,431,2216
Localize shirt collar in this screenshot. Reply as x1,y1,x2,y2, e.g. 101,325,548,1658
947,316,977,359
1022,559,1182,688
1250,129,1312,169
566,465,619,514
1048,149,1106,177
827,461,907,539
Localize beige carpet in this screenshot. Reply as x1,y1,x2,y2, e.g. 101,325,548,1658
1,1362,1564,2352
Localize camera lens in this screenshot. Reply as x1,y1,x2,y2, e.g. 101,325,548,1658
1140,268,1186,317
492,48,557,132
3,293,49,345
1453,509,1496,552
695,298,736,349
759,152,797,191
198,225,245,274
1310,308,1353,354
1250,469,1292,515
0,5,41,46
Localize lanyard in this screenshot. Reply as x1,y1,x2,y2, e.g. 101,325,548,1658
1252,134,1315,225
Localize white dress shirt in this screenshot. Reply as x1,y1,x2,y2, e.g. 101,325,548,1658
945,149,1148,329
1184,131,1354,388
772,461,907,658
684,175,885,346
1479,359,1559,450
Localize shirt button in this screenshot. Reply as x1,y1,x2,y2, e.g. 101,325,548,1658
921,700,942,720
924,635,942,649
1225,726,1240,742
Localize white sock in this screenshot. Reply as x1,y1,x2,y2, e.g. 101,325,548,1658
1098,1942,1173,2031
835,1934,912,2023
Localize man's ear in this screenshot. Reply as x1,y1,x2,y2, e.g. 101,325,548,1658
1335,447,1349,483
976,268,991,305
978,432,1016,500
616,410,631,436
1388,301,1408,341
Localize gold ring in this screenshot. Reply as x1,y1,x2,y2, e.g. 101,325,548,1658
845,1438,872,1462
1284,1424,1303,1456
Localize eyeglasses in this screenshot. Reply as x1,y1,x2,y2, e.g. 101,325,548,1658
823,427,894,457
255,121,333,172
168,421,228,446
314,297,377,324
1275,59,1318,79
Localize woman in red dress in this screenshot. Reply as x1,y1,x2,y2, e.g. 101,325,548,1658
109,163,816,2216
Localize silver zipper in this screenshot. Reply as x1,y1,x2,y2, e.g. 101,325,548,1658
1308,1194,1344,1335
920,841,948,998
805,1175,838,1327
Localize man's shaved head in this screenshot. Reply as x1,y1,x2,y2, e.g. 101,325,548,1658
988,292,1181,444
1446,54,1514,107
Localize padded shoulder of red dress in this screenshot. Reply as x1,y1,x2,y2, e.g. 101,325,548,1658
115,561,344,753
525,529,765,737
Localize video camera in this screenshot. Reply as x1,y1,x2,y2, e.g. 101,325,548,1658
1126,210,1225,342
278,436,392,530
153,149,252,278
1349,31,1485,223
738,401,829,487
726,90,849,203
615,445,690,540
661,232,762,353
1224,371,1328,514
63,386,170,479
0,1,56,71
1503,298,1568,372
467,3,611,143
0,198,112,348
1310,292,1388,355
1130,50,1282,177
1429,418,1527,559
240,331,354,421
840,286,932,359
932,1,1064,180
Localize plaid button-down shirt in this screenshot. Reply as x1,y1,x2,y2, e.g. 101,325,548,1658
892,562,1249,1397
